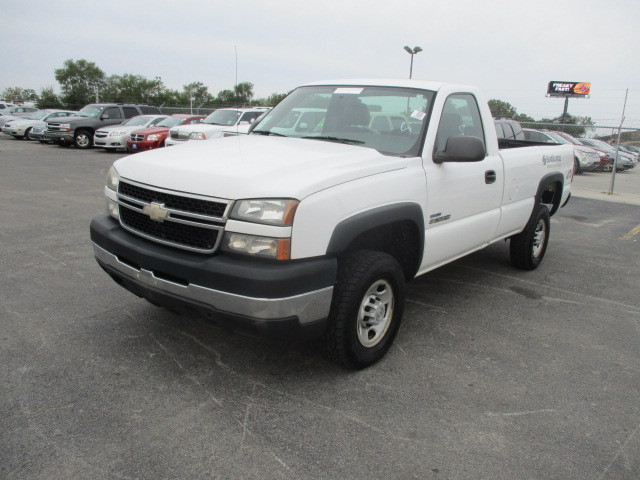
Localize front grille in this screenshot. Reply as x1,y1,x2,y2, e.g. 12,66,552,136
119,182,227,217
120,208,220,251
116,181,229,253
131,134,144,141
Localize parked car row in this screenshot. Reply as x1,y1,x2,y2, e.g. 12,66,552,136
520,127,636,173
1,102,272,155
4,106,638,175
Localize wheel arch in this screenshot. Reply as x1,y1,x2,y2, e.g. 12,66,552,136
536,172,564,216
326,202,424,280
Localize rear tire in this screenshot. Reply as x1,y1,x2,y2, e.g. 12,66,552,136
510,204,550,270
74,130,93,149
325,250,405,369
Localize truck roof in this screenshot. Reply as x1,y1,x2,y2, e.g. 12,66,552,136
302,78,460,92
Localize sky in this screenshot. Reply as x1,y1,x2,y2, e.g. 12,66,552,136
2,0,640,128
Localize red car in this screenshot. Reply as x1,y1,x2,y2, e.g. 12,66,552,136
127,114,205,151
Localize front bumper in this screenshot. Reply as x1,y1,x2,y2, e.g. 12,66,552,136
94,134,128,149
90,214,336,338
126,139,161,151
44,131,74,143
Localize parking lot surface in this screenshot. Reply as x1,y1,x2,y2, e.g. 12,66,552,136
1,136,639,480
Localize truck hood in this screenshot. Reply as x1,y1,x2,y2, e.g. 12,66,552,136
47,114,94,124
113,135,408,200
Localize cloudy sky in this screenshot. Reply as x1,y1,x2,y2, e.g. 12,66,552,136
2,0,640,127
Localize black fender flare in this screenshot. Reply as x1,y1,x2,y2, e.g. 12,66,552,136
536,172,564,216
326,202,425,266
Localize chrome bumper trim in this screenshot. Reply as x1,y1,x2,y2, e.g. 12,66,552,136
92,243,333,324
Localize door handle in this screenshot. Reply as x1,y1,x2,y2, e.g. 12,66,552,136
485,170,497,184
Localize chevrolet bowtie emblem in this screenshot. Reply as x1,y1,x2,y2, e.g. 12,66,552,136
143,202,169,222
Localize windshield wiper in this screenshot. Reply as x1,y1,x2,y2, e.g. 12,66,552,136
252,130,287,137
301,136,364,145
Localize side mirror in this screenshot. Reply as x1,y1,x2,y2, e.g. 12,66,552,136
238,120,250,126
433,135,485,164
101,114,110,120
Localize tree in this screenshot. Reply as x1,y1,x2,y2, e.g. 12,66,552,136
37,86,63,109
514,113,535,123
538,113,595,137
178,82,214,107
2,87,38,103
55,59,106,108
216,82,255,106
488,99,517,118
254,92,289,107
100,74,159,104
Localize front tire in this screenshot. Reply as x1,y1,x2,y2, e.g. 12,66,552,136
325,250,405,369
510,204,550,270
74,130,93,149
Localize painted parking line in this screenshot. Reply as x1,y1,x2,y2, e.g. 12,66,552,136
620,224,640,241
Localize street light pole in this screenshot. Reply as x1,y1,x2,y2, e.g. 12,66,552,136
403,46,422,79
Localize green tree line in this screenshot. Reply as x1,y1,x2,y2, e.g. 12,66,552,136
1,59,289,109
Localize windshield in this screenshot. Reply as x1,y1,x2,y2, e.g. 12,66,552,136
203,110,242,126
156,117,185,128
123,116,152,126
77,105,103,118
25,111,48,120
251,85,434,156
545,132,570,144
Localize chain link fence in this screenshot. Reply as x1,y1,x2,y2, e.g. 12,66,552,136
520,122,639,201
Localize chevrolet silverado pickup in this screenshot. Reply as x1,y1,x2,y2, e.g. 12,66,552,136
90,79,573,369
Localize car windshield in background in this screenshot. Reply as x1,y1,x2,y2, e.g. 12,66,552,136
203,110,241,126
123,116,152,126
156,117,184,128
545,132,571,144
77,105,102,118
26,111,48,120
251,85,434,156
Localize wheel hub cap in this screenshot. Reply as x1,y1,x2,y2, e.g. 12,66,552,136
357,280,394,348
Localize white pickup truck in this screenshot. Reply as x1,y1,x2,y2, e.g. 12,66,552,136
90,79,573,369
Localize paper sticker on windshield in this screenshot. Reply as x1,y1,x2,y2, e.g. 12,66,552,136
411,110,426,121
334,88,363,94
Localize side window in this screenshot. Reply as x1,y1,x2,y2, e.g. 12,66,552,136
188,118,202,124
240,112,263,124
502,123,514,140
435,94,485,153
103,107,122,119
140,106,160,114
150,117,165,126
123,107,139,119
495,123,505,139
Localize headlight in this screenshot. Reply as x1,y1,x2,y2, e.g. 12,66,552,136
222,233,291,260
110,130,127,136
147,134,162,141
189,132,206,140
230,199,298,226
576,150,586,158
597,151,606,158
106,165,121,191
58,123,71,131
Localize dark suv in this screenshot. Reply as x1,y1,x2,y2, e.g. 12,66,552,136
45,103,161,149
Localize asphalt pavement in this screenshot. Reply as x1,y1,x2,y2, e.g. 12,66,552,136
1,136,639,480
